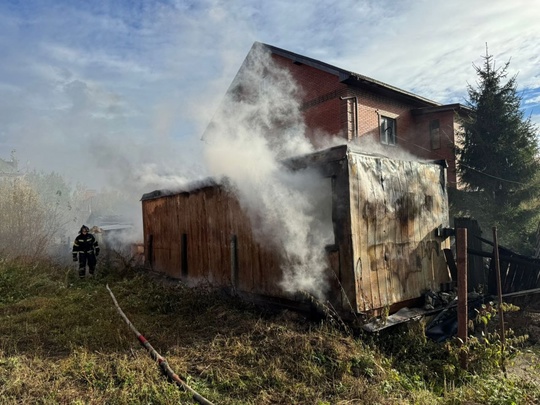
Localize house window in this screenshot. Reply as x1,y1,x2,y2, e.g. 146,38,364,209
380,116,397,145
430,119,441,150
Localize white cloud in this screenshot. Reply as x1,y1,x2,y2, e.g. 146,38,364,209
0,0,538,192
525,95,540,105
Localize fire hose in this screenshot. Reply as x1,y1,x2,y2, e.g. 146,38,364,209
106,284,215,405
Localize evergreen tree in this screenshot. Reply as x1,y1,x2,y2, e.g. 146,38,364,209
455,49,540,253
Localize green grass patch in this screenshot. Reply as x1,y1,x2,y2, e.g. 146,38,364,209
1,257,540,404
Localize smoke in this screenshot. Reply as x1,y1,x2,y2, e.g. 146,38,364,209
203,43,333,299
351,133,428,163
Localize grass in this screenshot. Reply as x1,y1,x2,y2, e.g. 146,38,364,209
1,256,540,404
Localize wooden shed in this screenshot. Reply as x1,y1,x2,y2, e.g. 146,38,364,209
141,145,451,317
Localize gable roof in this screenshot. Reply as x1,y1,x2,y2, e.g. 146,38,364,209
259,42,458,109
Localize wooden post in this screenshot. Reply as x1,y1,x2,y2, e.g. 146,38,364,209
457,228,468,369
454,217,484,291
492,226,506,373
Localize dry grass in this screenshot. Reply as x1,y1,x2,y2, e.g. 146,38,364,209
1,257,540,404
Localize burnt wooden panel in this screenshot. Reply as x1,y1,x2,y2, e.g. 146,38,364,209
349,154,450,314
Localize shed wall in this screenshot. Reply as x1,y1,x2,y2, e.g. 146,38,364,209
348,154,451,313
141,147,451,317
142,186,284,296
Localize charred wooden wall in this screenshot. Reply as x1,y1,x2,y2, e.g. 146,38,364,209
348,154,451,313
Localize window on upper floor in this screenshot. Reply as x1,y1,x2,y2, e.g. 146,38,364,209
380,116,397,145
430,119,441,150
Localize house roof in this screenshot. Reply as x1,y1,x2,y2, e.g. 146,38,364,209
411,103,474,116
0,157,19,175
260,42,444,108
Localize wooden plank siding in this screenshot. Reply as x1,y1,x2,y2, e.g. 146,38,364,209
348,153,451,313
141,145,451,317
142,185,284,297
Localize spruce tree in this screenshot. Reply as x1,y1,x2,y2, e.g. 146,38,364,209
456,49,540,253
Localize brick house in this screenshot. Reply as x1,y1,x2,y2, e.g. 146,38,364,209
233,42,470,187
140,42,473,318
140,43,467,317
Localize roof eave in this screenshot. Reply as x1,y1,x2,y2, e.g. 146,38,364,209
260,42,440,108
411,103,474,116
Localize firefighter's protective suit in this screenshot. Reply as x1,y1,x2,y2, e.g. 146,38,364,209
72,225,100,278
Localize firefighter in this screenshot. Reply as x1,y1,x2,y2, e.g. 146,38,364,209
72,225,100,278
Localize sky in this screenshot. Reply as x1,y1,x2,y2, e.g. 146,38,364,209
1,0,539,191
1,0,538,295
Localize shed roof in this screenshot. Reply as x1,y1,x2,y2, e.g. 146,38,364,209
141,145,447,201
141,178,221,201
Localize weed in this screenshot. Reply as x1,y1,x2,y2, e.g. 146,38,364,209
1,258,540,404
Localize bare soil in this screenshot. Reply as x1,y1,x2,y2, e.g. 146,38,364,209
503,299,540,386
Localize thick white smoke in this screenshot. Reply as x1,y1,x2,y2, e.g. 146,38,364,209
203,43,333,300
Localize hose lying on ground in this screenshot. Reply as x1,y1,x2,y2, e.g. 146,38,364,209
106,284,215,405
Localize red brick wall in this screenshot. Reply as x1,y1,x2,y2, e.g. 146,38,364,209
273,55,348,144
270,53,458,186
412,112,457,186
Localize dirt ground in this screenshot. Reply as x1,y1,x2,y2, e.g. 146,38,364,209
502,298,540,384
505,295,540,344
